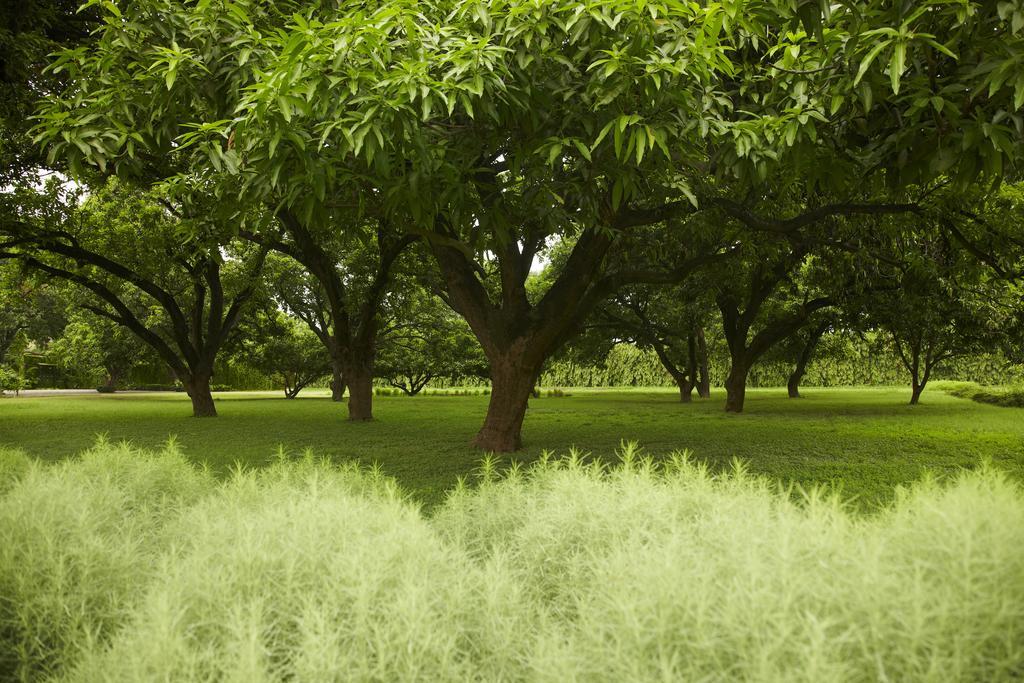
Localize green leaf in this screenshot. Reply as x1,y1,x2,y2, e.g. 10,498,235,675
890,42,906,95
571,139,592,162
546,142,563,167
854,40,891,87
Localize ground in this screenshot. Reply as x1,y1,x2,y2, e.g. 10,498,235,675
1,385,1021,509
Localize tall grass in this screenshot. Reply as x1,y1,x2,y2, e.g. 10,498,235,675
1,442,1022,681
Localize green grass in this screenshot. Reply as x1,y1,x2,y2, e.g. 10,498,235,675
2,386,1023,508
943,381,1024,408
2,443,1022,681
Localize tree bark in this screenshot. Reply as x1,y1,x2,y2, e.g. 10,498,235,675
184,372,217,417
345,364,374,420
696,326,710,398
724,363,748,413
787,375,802,399
909,379,926,405
909,362,932,405
788,321,829,399
474,354,539,451
329,360,346,402
651,340,692,403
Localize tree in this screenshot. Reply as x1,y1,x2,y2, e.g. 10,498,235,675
375,290,488,395
30,0,418,420
713,240,841,412
858,226,1008,405
0,0,98,181
0,178,267,416
35,1,1024,449
47,308,152,391
593,277,716,402
768,314,835,399
249,221,415,419
242,312,331,399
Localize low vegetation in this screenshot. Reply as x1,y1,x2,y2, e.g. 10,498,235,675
1,441,1021,681
4,388,1024,509
943,382,1024,409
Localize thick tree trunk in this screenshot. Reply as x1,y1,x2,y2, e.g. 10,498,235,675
679,382,694,402
909,380,926,405
724,362,748,413
329,362,346,402
184,372,217,417
473,352,540,452
787,375,802,399
696,326,710,399
345,366,373,420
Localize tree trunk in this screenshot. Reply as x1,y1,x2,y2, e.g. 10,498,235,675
184,372,217,417
473,352,540,452
788,320,829,399
651,340,692,403
329,360,346,402
724,362,748,413
909,380,926,405
696,326,710,399
909,364,931,405
102,370,120,393
787,374,802,399
345,365,373,420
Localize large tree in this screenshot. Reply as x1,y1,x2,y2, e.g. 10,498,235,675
856,222,1010,404
35,0,1024,449
32,0,420,421
0,179,267,416
249,221,415,419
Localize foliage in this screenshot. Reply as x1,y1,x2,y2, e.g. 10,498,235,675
0,0,98,179
0,177,269,413
0,262,63,366
239,312,331,398
30,0,1024,447
1,441,1022,680
46,309,152,390
375,291,488,395
943,382,1024,409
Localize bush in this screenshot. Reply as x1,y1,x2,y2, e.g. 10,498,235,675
944,382,1024,408
2,443,1022,681
0,439,212,681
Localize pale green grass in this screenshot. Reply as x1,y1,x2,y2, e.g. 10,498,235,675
1,443,1022,681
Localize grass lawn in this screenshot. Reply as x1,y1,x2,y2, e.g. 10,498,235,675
1,385,1022,509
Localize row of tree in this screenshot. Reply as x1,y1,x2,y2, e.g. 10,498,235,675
2,0,1024,450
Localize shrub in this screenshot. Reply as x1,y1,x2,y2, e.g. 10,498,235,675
944,382,1024,408
2,443,1022,681
0,440,212,680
